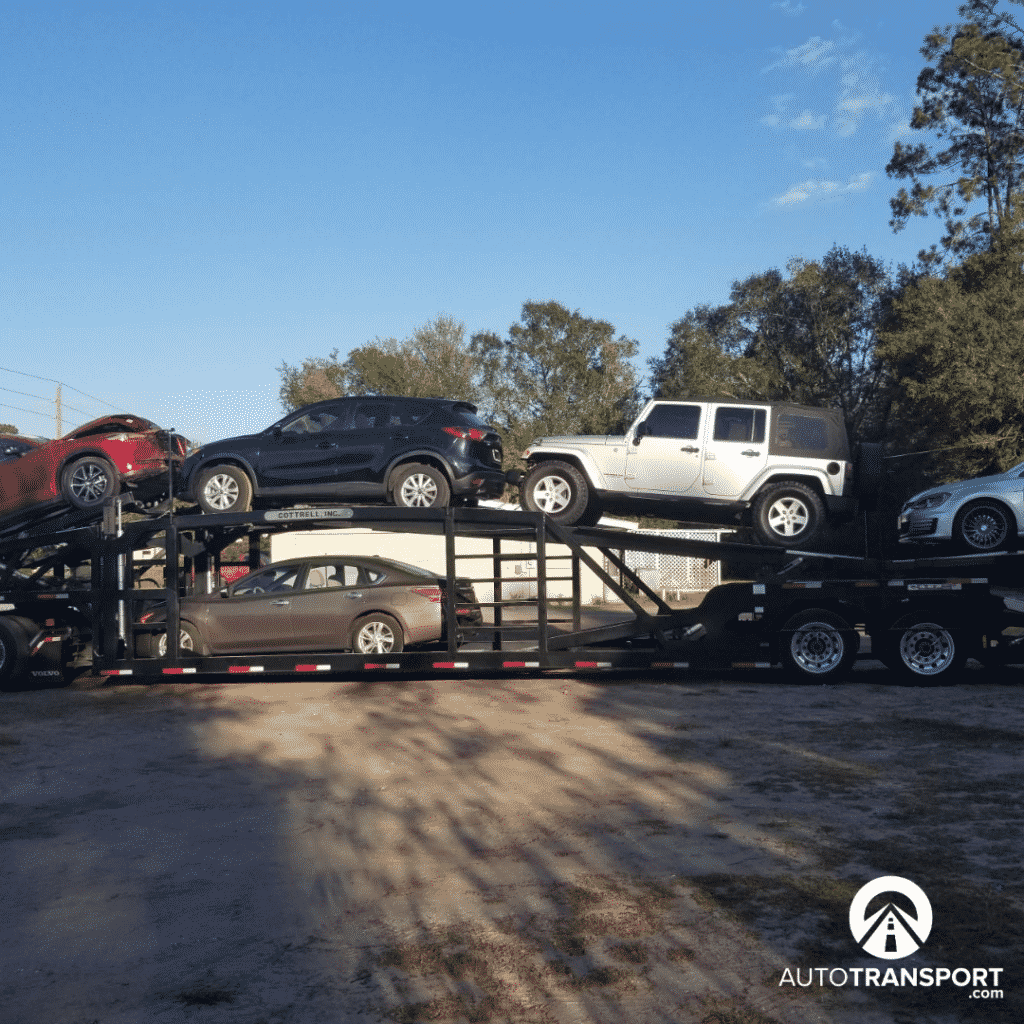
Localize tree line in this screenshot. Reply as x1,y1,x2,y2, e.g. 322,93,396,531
280,1,1024,497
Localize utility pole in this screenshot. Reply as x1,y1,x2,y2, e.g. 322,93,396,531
55,384,62,437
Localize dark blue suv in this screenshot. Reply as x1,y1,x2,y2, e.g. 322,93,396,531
179,397,505,515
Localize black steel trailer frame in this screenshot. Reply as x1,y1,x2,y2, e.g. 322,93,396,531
2,501,1022,686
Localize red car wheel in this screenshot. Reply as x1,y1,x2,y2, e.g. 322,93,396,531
61,456,119,510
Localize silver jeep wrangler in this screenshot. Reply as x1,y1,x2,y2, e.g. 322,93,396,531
512,399,879,548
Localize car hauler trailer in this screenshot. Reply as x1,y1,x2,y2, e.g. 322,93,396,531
1,503,1023,687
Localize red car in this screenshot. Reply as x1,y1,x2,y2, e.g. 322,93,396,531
0,415,188,524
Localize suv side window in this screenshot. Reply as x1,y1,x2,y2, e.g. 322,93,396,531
344,401,394,430
396,402,433,426
281,407,342,435
775,413,828,451
644,404,701,439
713,407,766,444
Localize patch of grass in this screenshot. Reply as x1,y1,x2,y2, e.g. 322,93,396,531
608,941,648,964
699,995,782,1024
666,946,696,963
376,927,554,1024
173,988,235,1006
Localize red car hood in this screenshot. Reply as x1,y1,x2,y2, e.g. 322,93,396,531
64,414,161,439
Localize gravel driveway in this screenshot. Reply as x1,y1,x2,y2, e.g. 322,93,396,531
2,664,1022,1024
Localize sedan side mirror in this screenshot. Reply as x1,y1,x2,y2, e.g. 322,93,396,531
632,421,647,445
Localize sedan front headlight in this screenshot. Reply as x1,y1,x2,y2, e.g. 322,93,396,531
904,491,952,512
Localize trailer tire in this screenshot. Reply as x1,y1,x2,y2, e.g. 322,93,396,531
878,615,968,684
0,618,29,689
61,456,119,510
521,461,591,525
197,465,253,515
352,613,404,655
753,483,824,548
780,609,859,681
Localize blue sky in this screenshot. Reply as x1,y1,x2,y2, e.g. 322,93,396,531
2,0,966,443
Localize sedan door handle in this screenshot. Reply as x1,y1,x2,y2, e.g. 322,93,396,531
270,599,290,606
344,591,363,599
680,446,700,453
741,449,761,457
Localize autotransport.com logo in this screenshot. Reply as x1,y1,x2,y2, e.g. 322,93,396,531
778,875,1005,998
849,875,932,959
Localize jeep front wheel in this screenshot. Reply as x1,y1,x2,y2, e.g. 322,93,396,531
520,461,592,525
753,483,824,548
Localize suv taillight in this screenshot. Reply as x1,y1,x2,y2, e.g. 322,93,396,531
443,426,486,441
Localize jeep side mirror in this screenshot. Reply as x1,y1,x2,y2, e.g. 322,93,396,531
632,421,647,445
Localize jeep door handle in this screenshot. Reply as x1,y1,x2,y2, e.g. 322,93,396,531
270,599,290,606
680,446,700,453
741,449,761,457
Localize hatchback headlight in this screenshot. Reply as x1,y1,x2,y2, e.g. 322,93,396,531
905,491,952,511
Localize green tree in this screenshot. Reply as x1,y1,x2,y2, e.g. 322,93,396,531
470,301,642,461
887,1,1024,268
876,226,1024,482
650,247,896,439
278,314,479,411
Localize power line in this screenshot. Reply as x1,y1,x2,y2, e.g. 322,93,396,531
0,366,122,412
0,385,49,402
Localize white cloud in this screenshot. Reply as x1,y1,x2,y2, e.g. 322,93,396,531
763,36,837,73
771,1,806,14
834,56,894,135
789,109,826,130
772,171,875,207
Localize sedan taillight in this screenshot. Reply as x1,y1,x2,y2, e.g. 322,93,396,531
411,586,443,603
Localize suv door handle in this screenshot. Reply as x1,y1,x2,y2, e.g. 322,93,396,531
741,449,761,457
680,446,700,453
270,599,290,606
344,591,363,599
316,441,337,449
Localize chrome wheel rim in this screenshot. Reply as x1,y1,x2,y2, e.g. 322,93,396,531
398,473,438,507
790,622,846,674
899,623,955,676
70,462,111,504
962,507,1007,550
157,628,194,658
767,496,810,538
532,475,572,514
202,473,240,511
355,620,396,653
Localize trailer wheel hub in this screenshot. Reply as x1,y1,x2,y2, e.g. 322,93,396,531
789,622,846,674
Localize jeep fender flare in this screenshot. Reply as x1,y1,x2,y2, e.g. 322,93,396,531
525,449,606,490
743,471,833,506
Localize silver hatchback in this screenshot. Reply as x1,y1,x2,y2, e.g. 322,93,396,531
898,461,1024,550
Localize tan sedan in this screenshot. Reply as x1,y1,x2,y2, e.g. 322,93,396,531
140,556,479,656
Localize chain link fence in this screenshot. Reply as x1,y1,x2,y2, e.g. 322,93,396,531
602,528,729,601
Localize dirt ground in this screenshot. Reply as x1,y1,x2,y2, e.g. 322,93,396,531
2,663,1023,1024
